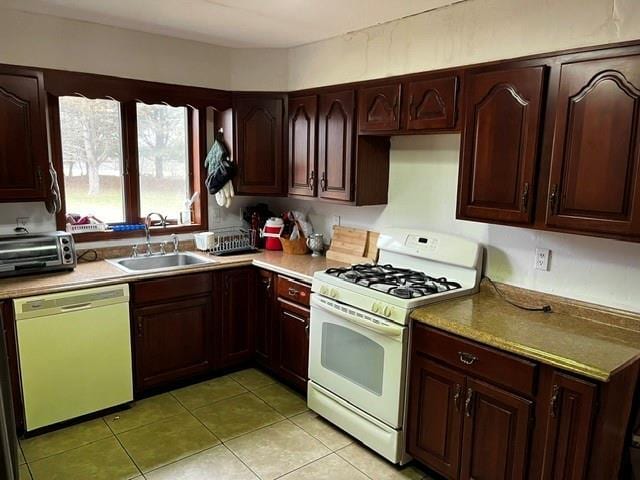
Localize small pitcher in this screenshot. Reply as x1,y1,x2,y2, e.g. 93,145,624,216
306,233,325,257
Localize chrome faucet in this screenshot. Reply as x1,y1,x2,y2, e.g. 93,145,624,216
144,213,167,256
171,233,180,253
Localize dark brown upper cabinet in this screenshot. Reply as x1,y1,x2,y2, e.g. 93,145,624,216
288,95,317,197
0,65,49,202
233,94,286,196
358,83,401,133
318,89,355,202
317,89,390,205
458,65,547,225
545,54,640,237
403,74,459,132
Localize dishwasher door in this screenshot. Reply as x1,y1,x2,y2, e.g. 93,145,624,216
14,284,133,431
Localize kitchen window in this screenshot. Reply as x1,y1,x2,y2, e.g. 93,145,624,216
59,96,126,223
52,92,207,240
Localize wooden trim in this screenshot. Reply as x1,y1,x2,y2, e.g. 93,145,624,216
42,67,232,110
121,101,140,223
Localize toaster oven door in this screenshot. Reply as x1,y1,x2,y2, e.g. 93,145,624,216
0,237,61,272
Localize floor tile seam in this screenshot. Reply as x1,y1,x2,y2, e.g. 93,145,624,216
170,388,251,413
179,408,223,445
271,450,335,480
219,417,290,444
109,406,188,436
21,424,115,465
111,428,145,478
136,442,218,476
224,442,264,479
333,445,376,480
287,416,343,452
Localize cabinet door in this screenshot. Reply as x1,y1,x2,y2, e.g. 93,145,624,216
317,90,355,202
358,83,401,133
133,296,213,392
403,75,459,131
407,356,465,479
458,66,546,224
255,269,275,369
275,300,309,393
0,66,49,201
460,378,532,480
218,268,256,368
288,95,317,197
546,55,640,236
541,371,596,480
233,94,285,195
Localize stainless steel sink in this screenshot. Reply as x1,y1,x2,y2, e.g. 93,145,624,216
106,252,215,274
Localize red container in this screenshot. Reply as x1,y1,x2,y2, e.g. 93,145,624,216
262,217,284,251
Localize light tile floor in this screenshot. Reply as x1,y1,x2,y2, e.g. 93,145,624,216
17,369,438,479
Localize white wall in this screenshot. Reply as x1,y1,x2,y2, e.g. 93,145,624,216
267,136,640,313
288,0,640,90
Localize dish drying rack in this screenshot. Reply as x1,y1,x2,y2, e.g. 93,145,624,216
207,227,257,256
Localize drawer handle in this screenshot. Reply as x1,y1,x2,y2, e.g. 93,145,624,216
288,287,299,296
464,387,474,417
453,384,462,411
458,351,477,365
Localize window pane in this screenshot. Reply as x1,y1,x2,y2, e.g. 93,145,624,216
136,103,190,220
59,97,125,223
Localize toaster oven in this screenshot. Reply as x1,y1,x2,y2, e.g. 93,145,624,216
0,232,76,278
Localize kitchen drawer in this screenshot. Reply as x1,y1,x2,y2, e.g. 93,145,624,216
133,272,213,305
277,275,311,307
413,324,537,396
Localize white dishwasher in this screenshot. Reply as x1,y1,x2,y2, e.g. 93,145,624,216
14,284,133,431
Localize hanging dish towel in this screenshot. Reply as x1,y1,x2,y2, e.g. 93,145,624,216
204,131,236,208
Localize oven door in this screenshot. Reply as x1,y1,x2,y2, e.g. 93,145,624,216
309,294,408,428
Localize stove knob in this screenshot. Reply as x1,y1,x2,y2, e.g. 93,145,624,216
320,286,328,295
329,288,338,299
383,306,392,317
372,303,380,313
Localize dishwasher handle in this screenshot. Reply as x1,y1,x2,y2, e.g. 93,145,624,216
60,303,93,312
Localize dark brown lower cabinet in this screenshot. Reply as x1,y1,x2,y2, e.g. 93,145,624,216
133,295,214,392
255,269,275,369
275,299,309,393
539,371,596,480
408,324,639,480
407,356,464,479
460,378,532,480
216,268,256,369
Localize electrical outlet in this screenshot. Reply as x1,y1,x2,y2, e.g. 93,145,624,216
332,215,341,226
535,248,551,271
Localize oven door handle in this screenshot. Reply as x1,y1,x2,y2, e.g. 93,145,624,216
311,297,404,339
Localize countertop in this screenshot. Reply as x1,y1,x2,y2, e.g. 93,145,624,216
410,282,640,382
0,250,346,301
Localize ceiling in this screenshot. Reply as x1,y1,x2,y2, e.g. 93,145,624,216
0,0,463,48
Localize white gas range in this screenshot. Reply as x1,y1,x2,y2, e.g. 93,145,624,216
307,229,482,464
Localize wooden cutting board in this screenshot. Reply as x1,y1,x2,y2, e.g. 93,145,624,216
326,226,379,264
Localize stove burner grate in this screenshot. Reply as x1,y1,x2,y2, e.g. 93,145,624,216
325,264,462,299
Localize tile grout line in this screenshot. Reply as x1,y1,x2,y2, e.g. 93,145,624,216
21,418,115,465
110,426,145,478
271,450,336,480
